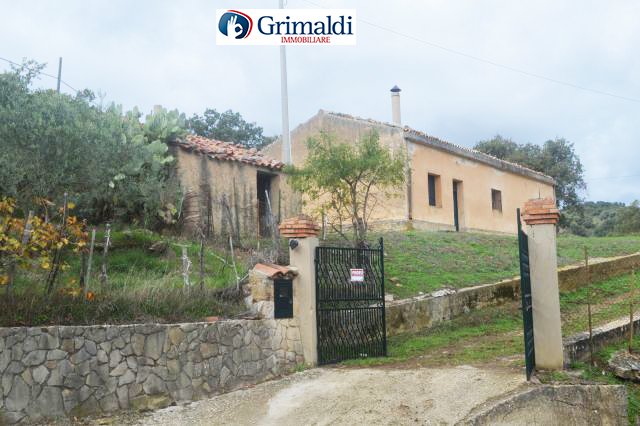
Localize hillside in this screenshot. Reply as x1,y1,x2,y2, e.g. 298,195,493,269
376,230,640,298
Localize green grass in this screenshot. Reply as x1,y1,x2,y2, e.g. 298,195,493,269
13,228,248,293
560,273,640,335
541,370,572,382
343,271,640,369
342,305,523,367
3,228,251,326
363,230,640,298
0,285,245,327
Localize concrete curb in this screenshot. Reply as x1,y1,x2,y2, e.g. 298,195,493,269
458,384,628,425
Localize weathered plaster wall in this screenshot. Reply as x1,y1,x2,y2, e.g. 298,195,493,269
173,147,301,239
174,148,259,238
0,320,304,424
408,141,555,234
386,252,640,336
273,174,303,225
263,111,409,224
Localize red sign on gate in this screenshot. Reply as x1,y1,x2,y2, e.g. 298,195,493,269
350,268,364,282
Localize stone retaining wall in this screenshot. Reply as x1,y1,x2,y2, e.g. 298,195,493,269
559,252,640,292
0,319,304,424
386,252,640,336
563,314,640,366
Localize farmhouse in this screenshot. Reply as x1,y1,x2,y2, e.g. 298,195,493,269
170,135,300,238
263,88,556,234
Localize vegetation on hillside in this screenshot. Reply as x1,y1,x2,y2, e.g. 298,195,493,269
562,201,640,237
0,61,185,229
0,60,275,327
1,227,248,326
474,135,585,209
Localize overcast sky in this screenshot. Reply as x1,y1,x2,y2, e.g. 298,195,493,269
2,1,639,203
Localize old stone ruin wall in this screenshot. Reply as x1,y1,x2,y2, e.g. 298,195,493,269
0,319,304,424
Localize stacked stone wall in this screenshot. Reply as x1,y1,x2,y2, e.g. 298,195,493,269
0,319,304,424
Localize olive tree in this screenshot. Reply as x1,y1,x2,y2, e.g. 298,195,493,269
287,131,405,247
0,61,186,228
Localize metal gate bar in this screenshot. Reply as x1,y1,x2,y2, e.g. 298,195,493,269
315,238,387,365
517,208,535,380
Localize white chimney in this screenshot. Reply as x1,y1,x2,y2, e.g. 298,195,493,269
390,85,401,125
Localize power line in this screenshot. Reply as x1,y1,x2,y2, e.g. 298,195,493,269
0,56,79,92
298,0,640,104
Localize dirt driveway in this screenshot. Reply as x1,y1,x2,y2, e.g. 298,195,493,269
131,366,525,425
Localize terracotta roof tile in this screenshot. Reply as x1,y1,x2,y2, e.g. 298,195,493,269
279,214,320,238
253,263,295,279
522,197,560,225
174,135,284,170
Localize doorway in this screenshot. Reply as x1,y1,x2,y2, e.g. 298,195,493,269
257,172,275,238
452,180,462,232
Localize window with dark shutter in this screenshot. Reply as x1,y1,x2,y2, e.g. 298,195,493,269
491,189,502,212
428,174,437,206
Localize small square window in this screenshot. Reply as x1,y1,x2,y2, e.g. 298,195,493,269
428,173,441,207
491,189,502,212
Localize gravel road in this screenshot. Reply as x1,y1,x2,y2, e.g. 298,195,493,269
129,365,525,425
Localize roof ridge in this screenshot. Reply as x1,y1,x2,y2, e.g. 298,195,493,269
320,110,554,184
322,110,404,130
404,128,554,182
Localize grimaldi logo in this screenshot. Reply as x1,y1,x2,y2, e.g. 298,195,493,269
216,9,356,45
218,10,253,39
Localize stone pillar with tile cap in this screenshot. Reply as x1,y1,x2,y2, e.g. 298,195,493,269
522,198,564,370
279,215,320,366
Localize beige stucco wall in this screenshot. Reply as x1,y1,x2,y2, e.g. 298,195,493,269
263,110,555,235
263,111,408,225
409,141,555,234
173,147,301,238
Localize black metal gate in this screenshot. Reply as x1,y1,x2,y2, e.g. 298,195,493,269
315,238,387,365
517,208,535,380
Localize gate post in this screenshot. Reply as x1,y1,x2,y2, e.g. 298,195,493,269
279,215,320,366
522,198,563,370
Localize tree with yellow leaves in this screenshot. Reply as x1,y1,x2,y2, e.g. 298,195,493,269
0,197,87,296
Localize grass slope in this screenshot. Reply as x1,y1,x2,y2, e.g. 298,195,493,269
3,229,248,326
344,271,640,369
377,230,640,298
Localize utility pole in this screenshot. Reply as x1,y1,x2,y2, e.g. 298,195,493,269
279,0,292,164
56,57,62,93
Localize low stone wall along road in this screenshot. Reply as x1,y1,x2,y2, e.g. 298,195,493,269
0,319,304,424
